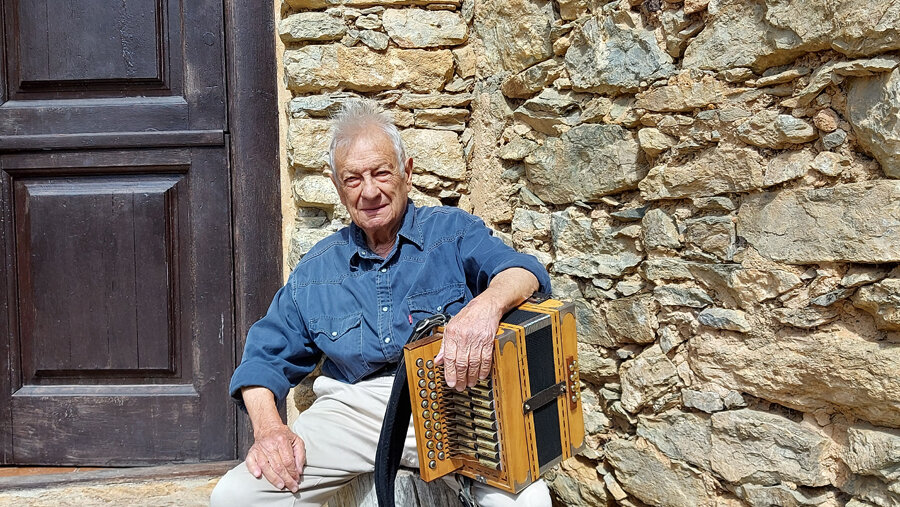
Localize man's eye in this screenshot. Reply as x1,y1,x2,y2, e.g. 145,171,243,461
344,178,360,187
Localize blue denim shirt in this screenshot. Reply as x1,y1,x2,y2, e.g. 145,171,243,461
230,202,551,406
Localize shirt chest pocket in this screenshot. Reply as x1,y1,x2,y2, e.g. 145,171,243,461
406,283,467,320
309,313,362,344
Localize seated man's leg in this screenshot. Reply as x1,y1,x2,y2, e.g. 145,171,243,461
472,479,552,507
212,375,400,507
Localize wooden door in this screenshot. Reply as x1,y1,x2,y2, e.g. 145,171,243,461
0,0,240,465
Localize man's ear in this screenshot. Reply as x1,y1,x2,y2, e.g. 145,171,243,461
404,158,413,185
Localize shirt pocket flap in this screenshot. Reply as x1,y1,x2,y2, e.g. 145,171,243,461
309,313,361,341
407,283,465,314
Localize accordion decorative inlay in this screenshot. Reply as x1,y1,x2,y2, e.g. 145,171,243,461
403,296,584,494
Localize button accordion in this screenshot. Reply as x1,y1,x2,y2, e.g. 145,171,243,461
403,296,584,494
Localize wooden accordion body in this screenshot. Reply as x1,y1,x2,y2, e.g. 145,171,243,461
403,297,584,494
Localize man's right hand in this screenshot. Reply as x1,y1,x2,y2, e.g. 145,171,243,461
241,386,306,493
246,423,306,493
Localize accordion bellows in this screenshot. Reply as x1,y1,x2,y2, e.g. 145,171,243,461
403,297,585,494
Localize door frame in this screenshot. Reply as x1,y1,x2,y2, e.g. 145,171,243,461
223,0,282,458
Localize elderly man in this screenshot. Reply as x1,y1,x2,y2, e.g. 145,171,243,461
211,99,553,506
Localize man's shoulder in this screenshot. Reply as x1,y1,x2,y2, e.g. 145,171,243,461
414,205,481,229
291,226,352,274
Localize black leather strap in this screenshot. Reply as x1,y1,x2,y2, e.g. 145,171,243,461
375,314,447,507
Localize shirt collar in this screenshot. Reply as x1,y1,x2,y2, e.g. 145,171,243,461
348,200,423,265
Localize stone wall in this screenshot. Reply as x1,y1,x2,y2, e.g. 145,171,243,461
277,0,900,505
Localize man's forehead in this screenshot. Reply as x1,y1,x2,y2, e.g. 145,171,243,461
335,129,398,166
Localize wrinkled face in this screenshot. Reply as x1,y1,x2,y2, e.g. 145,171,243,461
332,131,412,244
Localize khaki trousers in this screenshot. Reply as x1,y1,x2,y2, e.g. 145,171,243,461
210,375,550,506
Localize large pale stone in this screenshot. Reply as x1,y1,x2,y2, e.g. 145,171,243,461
285,45,453,93
734,484,842,507
279,12,346,42
606,295,659,345
551,209,643,278
565,15,675,94
289,93,358,118
638,127,677,157
690,326,900,428
293,175,340,208
620,344,681,413
525,124,646,204
606,438,715,507
400,129,465,180
683,0,900,73
382,9,467,48
853,278,900,330
639,144,766,200
737,181,900,263
845,423,900,482
474,0,553,74
737,110,818,149
642,209,681,249
287,119,332,172
683,216,735,260
635,74,727,112
501,60,563,99
710,409,831,486
698,307,751,333
847,68,900,178
637,410,712,470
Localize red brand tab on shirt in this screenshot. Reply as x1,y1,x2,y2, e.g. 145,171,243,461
408,314,413,324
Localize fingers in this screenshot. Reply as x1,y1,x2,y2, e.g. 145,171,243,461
247,427,304,493
442,329,459,389
477,338,493,381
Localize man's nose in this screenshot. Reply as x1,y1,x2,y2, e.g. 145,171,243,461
360,176,380,199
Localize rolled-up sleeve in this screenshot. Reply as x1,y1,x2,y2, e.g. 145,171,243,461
228,281,321,409
458,216,552,295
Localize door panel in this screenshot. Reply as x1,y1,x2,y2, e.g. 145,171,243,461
0,0,235,465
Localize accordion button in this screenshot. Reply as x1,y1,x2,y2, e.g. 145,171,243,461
416,358,424,367
430,391,438,400
423,410,430,419
435,432,442,440
419,379,426,388
438,452,445,460
433,422,441,430
426,360,434,368
421,400,428,408
419,389,428,398
437,442,443,450
429,460,437,469
424,420,431,429
427,450,435,459
431,401,439,410
428,381,436,389
427,371,435,379
417,369,425,378
425,430,433,439
426,440,435,449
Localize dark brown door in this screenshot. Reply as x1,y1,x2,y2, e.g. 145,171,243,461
0,0,236,465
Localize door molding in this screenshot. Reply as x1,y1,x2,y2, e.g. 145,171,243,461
223,0,282,457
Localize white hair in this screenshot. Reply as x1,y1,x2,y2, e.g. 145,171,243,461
328,99,407,182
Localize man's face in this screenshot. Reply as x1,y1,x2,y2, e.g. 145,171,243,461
332,131,413,243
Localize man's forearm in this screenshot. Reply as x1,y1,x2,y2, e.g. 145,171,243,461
473,267,540,316
241,386,285,434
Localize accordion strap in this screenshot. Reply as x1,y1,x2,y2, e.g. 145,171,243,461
375,313,447,507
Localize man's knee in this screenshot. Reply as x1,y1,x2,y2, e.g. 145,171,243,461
475,479,552,507
210,464,272,507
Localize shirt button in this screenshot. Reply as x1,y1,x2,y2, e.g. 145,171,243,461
436,305,442,311
331,331,337,336
380,268,387,273
384,338,391,343
382,306,388,312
